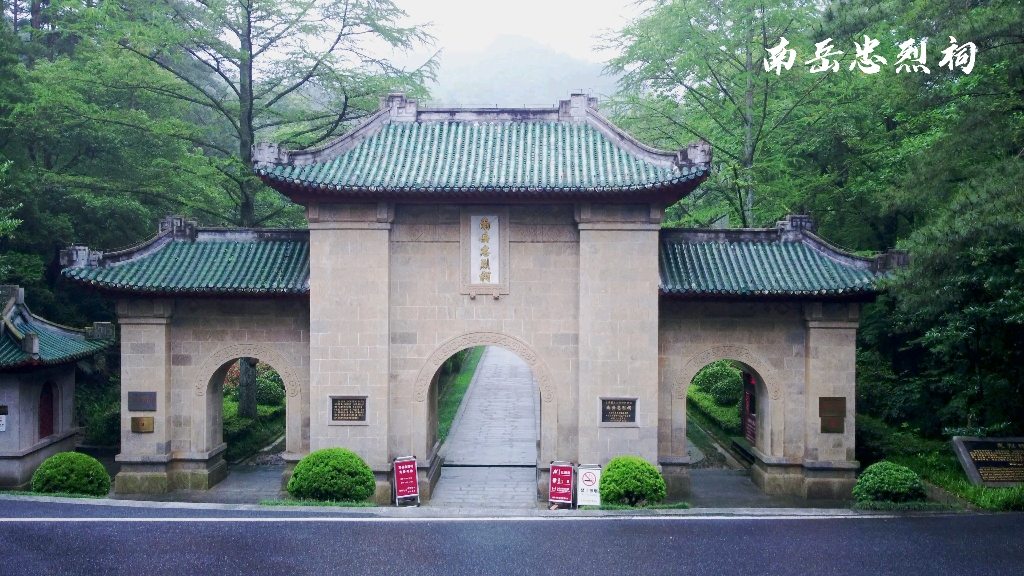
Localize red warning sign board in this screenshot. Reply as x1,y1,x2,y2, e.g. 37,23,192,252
393,457,419,501
548,462,574,504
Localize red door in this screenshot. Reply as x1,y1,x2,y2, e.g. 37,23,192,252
38,382,54,439
742,373,756,445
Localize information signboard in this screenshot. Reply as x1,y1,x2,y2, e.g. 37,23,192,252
0,414,5,433
393,456,420,506
577,465,601,506
548,462,574,505
952,437,1024,486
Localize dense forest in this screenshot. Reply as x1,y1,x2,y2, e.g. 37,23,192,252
0,0,1021,440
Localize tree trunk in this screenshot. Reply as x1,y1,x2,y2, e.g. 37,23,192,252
237,6,257,227
238,358,259,418
740,13,755,227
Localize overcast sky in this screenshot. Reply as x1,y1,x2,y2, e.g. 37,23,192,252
396,0,643,63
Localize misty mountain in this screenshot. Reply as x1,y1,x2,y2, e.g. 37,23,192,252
426,35,619,108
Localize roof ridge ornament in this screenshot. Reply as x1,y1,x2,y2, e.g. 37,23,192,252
777,214,817,233
382,92,418,122
159,215,197,240
59,246,103,269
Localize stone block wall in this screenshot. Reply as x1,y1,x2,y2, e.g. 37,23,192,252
658,299,860,498
116,297,309,493
390,204,579,470
0,365,77,489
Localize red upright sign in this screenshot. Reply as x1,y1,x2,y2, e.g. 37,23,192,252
393,457,419,501
548,462,574,504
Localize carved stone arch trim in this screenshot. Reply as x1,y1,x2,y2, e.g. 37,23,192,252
675,345,782,401
414,332,554,403
193,343,301,398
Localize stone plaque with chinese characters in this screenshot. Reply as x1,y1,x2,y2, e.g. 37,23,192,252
331,397,367,422
470,215,499,285
952,437,1024,486
601,398,636,423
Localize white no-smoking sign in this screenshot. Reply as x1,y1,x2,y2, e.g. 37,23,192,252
577,466,601,506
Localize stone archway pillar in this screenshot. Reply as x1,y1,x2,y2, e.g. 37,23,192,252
113,299,175,494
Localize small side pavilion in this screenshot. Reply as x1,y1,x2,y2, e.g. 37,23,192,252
0,285,113,489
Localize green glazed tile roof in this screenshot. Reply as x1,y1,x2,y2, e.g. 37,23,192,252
258,121,706,193
62,230,310,296
659,230,884,297
0,301,112,369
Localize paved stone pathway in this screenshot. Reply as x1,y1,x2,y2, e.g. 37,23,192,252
430,347,540,508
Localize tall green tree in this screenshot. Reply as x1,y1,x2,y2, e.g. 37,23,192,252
605,0,825,227
73,0,435,226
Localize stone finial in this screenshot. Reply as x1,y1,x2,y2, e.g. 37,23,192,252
558,93,598,121
874,249,910,272
681,141,712,168
21,331,38,355
252,142,289,164
86,321,115,341
381,93,418,122
777,214,817,233
159,215,197,240
0,285,23,304
60,246,102,268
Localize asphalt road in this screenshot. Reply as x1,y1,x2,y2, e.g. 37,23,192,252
0,500,1022,575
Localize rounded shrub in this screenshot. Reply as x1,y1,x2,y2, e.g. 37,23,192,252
853,461,927,503
693,360,744,406
599,456,667,506
31,452,110,496
287,448,376,502
256,375,286,406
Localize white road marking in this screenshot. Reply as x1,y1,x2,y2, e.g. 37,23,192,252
0,514,898,523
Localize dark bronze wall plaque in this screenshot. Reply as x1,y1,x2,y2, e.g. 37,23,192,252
819,397,846,417
332,397,367,422
819,397,846,433
952,437,1024,486
601,398,636,423
0,405,7,415
128,391,157,412
130,416,154,433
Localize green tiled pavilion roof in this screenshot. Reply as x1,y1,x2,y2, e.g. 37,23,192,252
659,223,893,298
0,292,113,370
62,221,309,296
253,93,712,201
258,121,706,192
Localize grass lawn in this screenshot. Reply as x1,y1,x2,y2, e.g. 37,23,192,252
223,398,286,463
437,346,486,444
260,499,378,507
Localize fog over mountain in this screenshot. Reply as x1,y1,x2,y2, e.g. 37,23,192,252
426,35,619,108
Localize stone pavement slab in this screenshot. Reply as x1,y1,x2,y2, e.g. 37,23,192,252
432,347,541,507
441,346,539,466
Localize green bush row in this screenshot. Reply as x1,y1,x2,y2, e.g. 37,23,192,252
687,384,741,435
692,360,744,406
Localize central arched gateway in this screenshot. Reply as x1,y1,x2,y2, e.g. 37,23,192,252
411,332,558,495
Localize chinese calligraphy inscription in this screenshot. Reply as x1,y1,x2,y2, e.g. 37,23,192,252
471,215,500,285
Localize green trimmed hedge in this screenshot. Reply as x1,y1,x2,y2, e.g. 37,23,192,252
599,456,666,506
687,384,741,435
31,452,110,496
287,448,376,502
853,461,926,503
693,360,744,406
